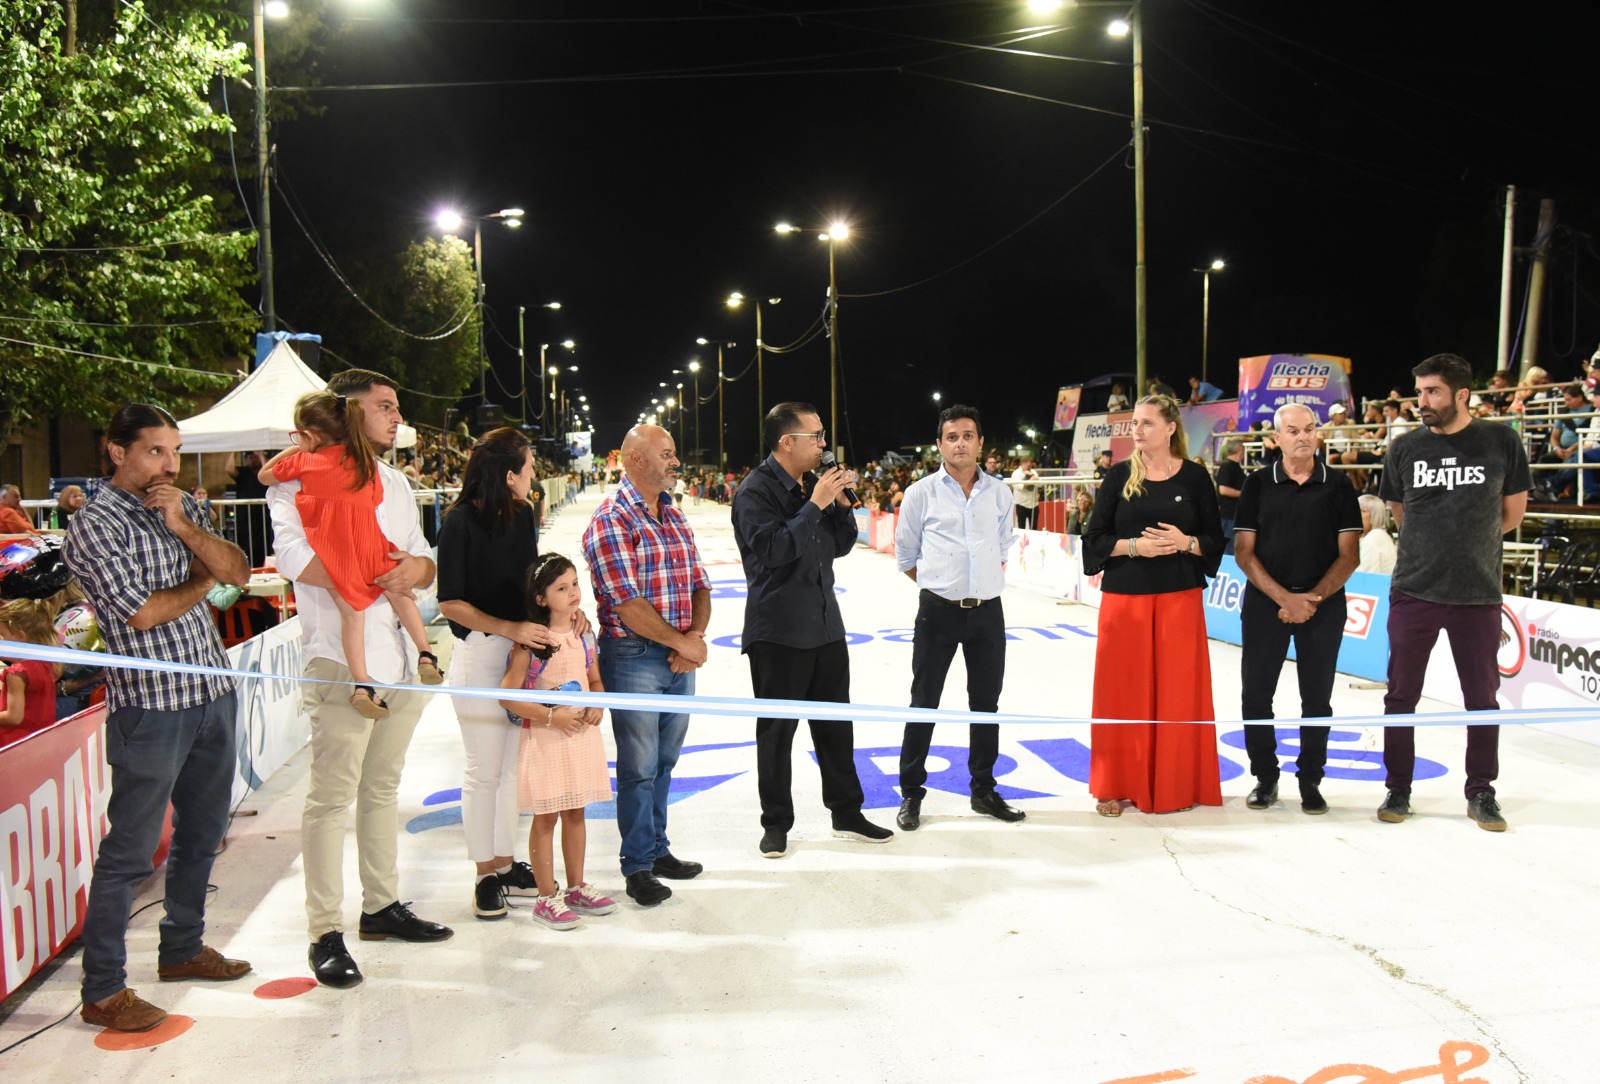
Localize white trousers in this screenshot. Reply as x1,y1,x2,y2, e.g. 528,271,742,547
449,632,522,862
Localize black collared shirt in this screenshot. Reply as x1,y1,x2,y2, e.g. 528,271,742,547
731,454,858,652
1232,457,1362,592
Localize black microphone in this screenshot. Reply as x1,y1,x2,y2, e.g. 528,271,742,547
818,450,861,508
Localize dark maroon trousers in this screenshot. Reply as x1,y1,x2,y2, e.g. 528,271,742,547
1383,590,1501,799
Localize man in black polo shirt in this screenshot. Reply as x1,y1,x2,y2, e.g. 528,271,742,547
731,402,894,858
1232,403,1362,814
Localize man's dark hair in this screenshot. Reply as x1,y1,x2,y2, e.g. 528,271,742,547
106,403,179,448
763,401,818,452
326,367,399,396
1564,383,1586,400
1411,353,1475,396
1382,400,1402,413
936,403,982,440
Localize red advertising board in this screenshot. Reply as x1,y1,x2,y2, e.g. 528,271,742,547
0,706,173,1000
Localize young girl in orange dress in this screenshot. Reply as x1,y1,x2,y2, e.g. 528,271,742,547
499,553,615,930
0,599,63,748
259,390,442,719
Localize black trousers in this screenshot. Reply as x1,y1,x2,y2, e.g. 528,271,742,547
1240,585,1341,784
1015,504,1036,530
748,639,864,831
898,592,1005,800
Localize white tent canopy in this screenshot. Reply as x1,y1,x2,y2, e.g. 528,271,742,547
178,342,416,453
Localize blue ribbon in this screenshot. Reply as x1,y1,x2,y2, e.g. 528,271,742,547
2,637,1592,730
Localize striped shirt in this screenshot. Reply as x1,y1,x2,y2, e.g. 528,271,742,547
895,463,1016,601
582,477,711,639
64,481,234,712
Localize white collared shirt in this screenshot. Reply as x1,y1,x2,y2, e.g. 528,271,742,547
267,459,433,684
895,463,1015,601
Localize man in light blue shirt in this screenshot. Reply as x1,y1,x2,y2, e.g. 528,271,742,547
892,404,1024,830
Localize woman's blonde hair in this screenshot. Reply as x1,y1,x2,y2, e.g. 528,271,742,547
1123,394,1189,500
0,598,59,647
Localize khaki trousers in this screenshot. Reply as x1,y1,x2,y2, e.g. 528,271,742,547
301,656,425,940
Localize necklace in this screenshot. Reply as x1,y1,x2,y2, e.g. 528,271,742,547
1142,454,1177,481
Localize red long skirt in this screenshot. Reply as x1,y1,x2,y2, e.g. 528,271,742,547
1090,588,1223,812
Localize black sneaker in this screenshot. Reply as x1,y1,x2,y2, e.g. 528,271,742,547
831,813,894,844
759,829,788,859
1377,790,1412,823
497,860,540,897
474,874,507,919
1467,792,1507,832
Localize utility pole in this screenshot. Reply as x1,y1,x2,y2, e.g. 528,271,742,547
252,0,275,337
1132,0,1147,397
1520,198,1555,379
1496,185,1516,373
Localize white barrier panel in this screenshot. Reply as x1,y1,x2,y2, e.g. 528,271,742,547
225,616,311,804
1423,595,1600,748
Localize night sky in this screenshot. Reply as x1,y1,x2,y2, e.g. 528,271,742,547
268,0,1600,464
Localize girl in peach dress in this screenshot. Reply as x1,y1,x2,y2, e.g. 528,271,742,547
499,554,614,929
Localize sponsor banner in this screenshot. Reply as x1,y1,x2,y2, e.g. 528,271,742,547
0,619,309,999
1052,385,1083,431
1238,354,1353,428
225,617,311,804
0,706,118,1000
1424,594,1600,747
1068,402,1242,471
1201,557,1391,681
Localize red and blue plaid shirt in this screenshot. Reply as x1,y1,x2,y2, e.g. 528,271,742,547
582,477,711,639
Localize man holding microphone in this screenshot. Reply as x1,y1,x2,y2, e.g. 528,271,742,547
732,403,893,858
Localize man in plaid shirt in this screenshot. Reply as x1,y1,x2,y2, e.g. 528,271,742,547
64,404,252,1033
581,424,711,907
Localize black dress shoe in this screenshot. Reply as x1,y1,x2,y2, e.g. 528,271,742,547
651,853,703,880
1299,781,1328,815
358,901,455,943
971,791,1026,822
1246,779,1279,810
896,798,921,831
309,932,363,989
625,870,672,906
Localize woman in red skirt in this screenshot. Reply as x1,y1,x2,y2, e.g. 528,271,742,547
1082,394,1224,815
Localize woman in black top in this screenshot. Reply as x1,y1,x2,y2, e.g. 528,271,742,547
1082,395,1225,817
436,428,564,917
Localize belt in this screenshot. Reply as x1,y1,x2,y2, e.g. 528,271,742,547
921,589,990,609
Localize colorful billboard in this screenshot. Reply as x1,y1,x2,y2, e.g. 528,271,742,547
1238,354,1353,428
1052,386,1083,432
1067,401,1242,470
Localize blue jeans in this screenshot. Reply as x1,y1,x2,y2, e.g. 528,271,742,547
81,693,237,1003
599,636,692,876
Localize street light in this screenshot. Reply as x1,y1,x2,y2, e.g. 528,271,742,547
696,337,738,471
687,359,702,467
727,292,782,459
435,206,526,402
548,361,578,437
1196,258,1226,383
538,338,575,427
1107,3,1147,396
776,220,850,462
251,0,292,336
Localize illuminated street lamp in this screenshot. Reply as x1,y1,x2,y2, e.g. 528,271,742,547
1196,258,1226,383
687,359,702,466
776,220,850,461
696,337,738,470
538,338,575,426
727,292,782,452
435,206,526,401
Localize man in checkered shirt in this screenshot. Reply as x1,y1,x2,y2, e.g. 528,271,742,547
64,404,253,1033
581,424,712,907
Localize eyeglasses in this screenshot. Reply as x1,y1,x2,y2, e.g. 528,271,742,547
786,429,827,443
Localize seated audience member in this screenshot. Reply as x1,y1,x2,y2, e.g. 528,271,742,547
1355,494,1397,574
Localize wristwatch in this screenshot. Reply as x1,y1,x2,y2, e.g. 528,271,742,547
1186,535,1198,554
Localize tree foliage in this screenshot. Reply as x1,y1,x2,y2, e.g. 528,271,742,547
0,0,257,441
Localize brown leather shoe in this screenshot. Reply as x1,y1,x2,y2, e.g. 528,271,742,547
157,945,252,982
81,988,168,1032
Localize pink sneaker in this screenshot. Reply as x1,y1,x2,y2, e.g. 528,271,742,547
563,881,617,916
530,893,581,930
